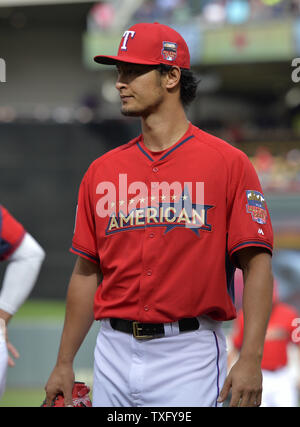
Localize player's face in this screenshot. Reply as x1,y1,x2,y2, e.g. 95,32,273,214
115,63,165,117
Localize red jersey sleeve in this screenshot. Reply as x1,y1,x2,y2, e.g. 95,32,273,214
227,151,273,263
0,205,26,261
70,174,99,264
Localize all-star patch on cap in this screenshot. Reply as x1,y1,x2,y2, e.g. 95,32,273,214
94,22,190,69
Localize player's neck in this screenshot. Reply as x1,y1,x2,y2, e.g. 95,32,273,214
141,107,189,152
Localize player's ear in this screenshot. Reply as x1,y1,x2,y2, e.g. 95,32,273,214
164,66,181,90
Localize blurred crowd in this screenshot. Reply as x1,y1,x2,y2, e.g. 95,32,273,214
134,0,300,26
251,146,300,192
88,0,300,31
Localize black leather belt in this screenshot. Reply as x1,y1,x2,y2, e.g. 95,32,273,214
110,317,199,339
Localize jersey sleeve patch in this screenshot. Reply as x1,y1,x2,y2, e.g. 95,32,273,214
246,190,267,225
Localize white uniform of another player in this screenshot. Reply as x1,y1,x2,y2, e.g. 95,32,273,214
0,205,45,399
0,320,8,399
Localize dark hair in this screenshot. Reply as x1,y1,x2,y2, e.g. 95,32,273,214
156,64,200,108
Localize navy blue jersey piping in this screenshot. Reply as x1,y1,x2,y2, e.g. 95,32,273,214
136,134,195,162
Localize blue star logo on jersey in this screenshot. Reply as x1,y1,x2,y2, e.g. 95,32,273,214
105,185,214,237
158,186,213,236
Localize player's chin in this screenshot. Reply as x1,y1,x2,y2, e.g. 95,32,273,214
120,106,142,117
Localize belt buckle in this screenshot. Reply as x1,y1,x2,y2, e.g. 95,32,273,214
132,322,153,340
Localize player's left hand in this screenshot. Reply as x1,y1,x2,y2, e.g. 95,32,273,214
217,356,262,407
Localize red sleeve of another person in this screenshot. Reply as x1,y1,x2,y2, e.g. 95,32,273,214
0,205,25,261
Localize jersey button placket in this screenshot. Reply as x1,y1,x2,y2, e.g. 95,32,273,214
139,164,160,318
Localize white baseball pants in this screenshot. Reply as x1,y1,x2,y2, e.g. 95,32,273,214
92,316,227,407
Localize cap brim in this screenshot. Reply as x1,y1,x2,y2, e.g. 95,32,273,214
94,55,160,66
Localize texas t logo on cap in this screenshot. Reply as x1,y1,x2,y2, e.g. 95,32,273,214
94,22,190,69
120,30,136,51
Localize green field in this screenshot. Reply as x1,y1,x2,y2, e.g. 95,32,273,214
11,299,66,323
0,387,45,407
0,299,66,407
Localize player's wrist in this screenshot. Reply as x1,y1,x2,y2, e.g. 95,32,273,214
55,356,75,368
0,309,12,324
239,348,263,363
55,360,74,368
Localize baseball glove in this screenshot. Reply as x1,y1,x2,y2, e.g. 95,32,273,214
41,381,92,407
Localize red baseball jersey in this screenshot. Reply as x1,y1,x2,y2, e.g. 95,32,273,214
0,205,25,261
232,303,300,371
71,123,273,323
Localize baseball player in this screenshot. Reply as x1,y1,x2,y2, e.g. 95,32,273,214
228,279,300,407
0,204,45,398
45,22,274,407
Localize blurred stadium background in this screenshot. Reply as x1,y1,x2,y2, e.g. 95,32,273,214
0,0,300,406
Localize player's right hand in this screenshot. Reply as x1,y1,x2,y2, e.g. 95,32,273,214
44,363,75,407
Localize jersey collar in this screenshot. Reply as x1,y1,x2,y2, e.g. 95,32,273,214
136,123,195,163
